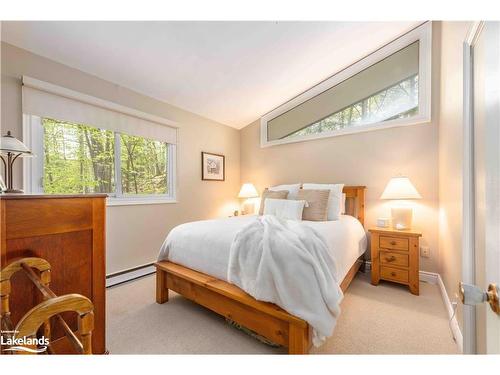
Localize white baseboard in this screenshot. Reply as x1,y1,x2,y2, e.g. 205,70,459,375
419,270,439,284
106,264,155,287
436,272,463,353
362,261,463,352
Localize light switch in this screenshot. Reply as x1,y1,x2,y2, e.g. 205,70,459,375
420,246,430,258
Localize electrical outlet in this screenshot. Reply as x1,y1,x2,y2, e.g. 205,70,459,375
420,246,430,258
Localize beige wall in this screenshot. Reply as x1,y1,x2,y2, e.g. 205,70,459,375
0,23,470,329
438,21,472,331
240,23,441,272
241,120,439,270
1,42,241,274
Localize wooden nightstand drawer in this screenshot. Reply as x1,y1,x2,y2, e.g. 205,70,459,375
379,236,409,251
379,251,409,267
380,266,409,283
370,228,421,295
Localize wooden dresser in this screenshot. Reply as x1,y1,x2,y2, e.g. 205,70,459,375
0,194,106,354
369,228,422,295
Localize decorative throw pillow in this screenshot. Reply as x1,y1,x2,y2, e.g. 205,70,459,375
269,183,301,200
302,183,344,220
297,189,330,221
263,198,307,221
259,189,289,215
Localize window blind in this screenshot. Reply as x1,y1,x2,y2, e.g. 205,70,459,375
22,76,178,145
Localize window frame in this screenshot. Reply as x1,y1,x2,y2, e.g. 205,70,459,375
23,114,177,206
260,22,432,148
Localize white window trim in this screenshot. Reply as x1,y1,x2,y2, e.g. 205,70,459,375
23,114,178,207
260,22,432,148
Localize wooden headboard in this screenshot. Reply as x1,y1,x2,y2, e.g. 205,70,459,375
342,186,366,227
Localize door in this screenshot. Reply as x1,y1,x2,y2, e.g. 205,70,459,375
463,21,500,354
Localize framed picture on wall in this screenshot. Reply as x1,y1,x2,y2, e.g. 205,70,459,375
201,151,225,181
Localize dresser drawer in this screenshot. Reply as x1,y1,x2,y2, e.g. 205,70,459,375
379,251,409,267
380,266,409,283
379,236,409,251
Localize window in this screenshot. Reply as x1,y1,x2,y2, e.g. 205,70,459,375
289,74,419,139
119,133,169,195
43,118,115,194
261,23,431,147
22,76,178,205
29,116,175,204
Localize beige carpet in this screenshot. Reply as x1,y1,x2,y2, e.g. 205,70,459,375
106,272,460,354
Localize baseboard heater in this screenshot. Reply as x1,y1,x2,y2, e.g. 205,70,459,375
106,263,156,287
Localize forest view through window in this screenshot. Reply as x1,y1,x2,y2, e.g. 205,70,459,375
264,40,424,144
42,118,170,196
288,74,418,139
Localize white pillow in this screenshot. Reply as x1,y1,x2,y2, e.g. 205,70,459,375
269,183,301,200
263,198,307,221
341,193,346,214
302,183,344,220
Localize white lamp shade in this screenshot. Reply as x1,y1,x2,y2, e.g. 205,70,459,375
238,183,259,198
0,132,32,154
380,176,421,200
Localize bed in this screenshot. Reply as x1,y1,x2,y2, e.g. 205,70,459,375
155,186,366,354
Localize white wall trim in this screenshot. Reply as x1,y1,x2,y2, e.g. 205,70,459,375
260,22,432,148
419,270,439,284
436,273,464,353
363,261,462,352
106,197,178,207
106,263,155,288
465,21,485,46
461,21,484,355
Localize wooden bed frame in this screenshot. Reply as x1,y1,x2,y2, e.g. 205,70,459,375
155,186,366,354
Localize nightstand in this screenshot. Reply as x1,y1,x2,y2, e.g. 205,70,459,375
369,228,422,295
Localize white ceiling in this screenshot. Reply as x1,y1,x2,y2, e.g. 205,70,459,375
1,21,420,129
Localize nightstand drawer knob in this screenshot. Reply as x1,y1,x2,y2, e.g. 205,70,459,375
391,272,396,277
386,256,396,262
390,241,397,245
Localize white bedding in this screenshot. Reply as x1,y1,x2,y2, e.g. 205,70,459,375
157,214,367,284
227,215,344,346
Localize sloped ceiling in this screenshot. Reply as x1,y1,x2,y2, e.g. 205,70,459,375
1,21,420,128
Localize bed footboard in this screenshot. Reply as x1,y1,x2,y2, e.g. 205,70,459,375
154,261,310,354
154,257,362,354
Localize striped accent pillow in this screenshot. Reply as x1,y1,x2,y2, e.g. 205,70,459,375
296,189,330,221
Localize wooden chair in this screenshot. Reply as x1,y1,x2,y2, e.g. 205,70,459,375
0,257,94,354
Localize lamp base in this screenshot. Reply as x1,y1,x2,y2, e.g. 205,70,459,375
2,188,24,194
391,207,413,230
242,201,255,215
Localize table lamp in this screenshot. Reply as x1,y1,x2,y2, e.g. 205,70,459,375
380,176,421,230
0,131,33,193
238,183,259,215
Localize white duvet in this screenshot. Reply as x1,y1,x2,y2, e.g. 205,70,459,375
227,215,343,346
157,214,367,345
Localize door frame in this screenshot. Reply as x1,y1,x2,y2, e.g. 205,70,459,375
462,21,484,355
